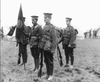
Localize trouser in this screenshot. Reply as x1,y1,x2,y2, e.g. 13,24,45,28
64,45,74,65
18,42,27,64
44,51,53,76
30,46,40,70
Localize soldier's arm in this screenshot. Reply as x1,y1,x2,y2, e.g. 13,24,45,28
24,26,31,37
38,25,43,37
69,28,76,45
51,27,57,53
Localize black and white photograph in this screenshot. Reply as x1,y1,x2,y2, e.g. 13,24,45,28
1,0,100,82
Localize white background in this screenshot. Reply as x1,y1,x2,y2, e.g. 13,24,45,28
1,0,100,36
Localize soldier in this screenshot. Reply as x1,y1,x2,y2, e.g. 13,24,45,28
29,16,42,72
84,32,87,38
58,17,76,69
39,13,56,80
17,17,30,70
0,27,4,40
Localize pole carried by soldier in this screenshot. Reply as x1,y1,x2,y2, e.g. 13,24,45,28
38,13,57,80
29,15,42,73
58,17,76,69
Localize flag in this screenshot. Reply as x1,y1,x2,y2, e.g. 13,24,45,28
7,26,16,36
16,4,24,42
18,4,23,23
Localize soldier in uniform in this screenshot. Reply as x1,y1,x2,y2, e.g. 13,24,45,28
29,16,42,72
39,13,56,80
58,17,76,69
17,17,30,70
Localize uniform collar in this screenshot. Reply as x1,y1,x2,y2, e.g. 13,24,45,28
46,22,51,25
33,23,38,27
67,24,71,27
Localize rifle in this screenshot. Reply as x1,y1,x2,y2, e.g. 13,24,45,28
57,44,63,67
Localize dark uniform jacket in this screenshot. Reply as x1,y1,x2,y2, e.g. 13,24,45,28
39,23,56,52
29,24,42,48
16,24,30,45
59,25,76,47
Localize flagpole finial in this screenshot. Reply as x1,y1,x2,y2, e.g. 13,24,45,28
20,3,22,7
18,4,23,22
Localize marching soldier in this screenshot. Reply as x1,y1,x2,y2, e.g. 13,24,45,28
58,17,76,69
29,16,42,72
39,13,56,80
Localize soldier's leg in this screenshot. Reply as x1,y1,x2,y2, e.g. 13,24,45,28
64,45,70,66
17,43,22,65
40,49,44,68
30,47,36,71
48,52,53,76
35,48,40,71
69,47,74,65
23,44,28,64
21,45,27,70
44,51,49,78
38,49,44,77
21,44,25,65
47,52,54,80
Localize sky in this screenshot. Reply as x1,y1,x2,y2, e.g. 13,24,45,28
1,0,100,36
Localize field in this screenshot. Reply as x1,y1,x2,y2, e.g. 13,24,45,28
1,38,100,82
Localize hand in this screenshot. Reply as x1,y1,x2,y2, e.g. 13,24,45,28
68,44,71,47
51,50,55,54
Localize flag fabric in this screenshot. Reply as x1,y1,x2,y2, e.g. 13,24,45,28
18,4,23,23
7,26,16,36
16,4,24,43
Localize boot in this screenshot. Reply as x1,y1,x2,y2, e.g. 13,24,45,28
33,59,36,71
17,57,21,65
34,58,39,73
45,64,49,76
64,56,69,67
36,58,39,70
17,54,21,65
50,65,53,76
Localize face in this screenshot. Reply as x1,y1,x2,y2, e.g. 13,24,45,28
23,19,25,22
66,19,71,25
32,18,37,25
17,20,23,28
44,16,51,23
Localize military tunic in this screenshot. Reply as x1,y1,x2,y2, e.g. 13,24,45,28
59,25,76,66
40,23,56,76
29,24,42,58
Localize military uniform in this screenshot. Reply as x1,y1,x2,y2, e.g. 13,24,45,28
59,17,76,67
17,22,30,66
29,16,42,71
39,13,56,80
16,17,29,65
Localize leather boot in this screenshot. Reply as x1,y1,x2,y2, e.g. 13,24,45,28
46,64,50,76
36,58,39,70
34,58,39,73
33,59,36,71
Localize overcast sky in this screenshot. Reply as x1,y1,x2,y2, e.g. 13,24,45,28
1,0,100,36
